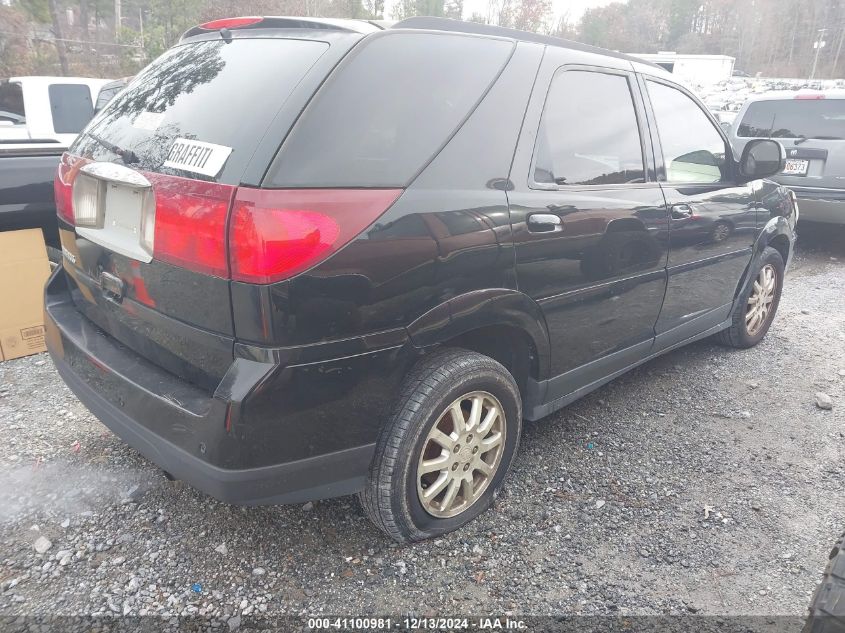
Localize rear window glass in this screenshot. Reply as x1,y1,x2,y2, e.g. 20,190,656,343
0,81,25,125
95,82,125,112
72,38,329,183
268,32,513,188
49,84,94,134
737,99,845,140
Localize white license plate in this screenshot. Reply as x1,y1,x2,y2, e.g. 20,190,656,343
783,159,809,175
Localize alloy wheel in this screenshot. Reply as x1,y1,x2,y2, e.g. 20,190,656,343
746,263,777,336
712,222,730,242
416,391,506,518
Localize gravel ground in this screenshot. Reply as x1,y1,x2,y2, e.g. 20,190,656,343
0,224,843,620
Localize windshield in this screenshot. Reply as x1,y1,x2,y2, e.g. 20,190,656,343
72,38,329,184
737,99,845,139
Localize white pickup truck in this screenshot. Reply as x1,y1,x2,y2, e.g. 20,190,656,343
0,76,112,146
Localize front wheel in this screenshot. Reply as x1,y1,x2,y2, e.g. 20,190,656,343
359,349,522,543
716,246,784,348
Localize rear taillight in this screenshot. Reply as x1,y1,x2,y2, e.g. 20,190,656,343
57,154,402,283
146,174,236,278
54,153,82,225
795,93,825,100
228,188,402,284
71,172,103,227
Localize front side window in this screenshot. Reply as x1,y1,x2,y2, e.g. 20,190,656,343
647,80,727,184
533,70,645,187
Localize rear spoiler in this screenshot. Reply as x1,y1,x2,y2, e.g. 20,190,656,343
181,16,382,40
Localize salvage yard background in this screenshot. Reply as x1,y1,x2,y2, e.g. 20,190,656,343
3,0,845,81
0,225,842,617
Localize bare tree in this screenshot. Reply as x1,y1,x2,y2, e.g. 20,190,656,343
47,0,69,74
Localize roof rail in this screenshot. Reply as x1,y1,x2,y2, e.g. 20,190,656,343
392,17,659,68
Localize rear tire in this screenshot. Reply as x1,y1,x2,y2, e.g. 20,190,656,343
716,246,784,348
360,348,522,543
804,531,845,633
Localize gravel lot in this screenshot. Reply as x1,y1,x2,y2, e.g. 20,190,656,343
0,224,843,620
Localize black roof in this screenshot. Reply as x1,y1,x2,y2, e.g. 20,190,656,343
178,15,661,71
393,17,655,68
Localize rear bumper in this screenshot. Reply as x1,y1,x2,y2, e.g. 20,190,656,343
789,186,845,224
45,267,407,505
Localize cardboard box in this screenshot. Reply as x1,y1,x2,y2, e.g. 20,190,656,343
0,229,50,361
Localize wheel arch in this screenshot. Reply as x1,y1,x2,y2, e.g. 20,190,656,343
734,215,795,300
405,289,552,397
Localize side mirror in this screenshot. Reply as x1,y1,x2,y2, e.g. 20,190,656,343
739,139,785,181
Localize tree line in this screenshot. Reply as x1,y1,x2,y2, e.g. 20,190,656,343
1,0,843,78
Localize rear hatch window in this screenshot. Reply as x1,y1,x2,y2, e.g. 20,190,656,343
737,99,845,140
268,32,513,188
72,37,329,183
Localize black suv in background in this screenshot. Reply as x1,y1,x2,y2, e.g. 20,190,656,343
46,16,797,543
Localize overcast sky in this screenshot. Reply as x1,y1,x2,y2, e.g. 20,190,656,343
384,0,621,23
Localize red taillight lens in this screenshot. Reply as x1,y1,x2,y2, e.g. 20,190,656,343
199,16,262,30
55,152,83,225
795,93,825,100
229,188,402,284
147,173,236,278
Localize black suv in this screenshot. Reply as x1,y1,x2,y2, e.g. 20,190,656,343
46,16,797,543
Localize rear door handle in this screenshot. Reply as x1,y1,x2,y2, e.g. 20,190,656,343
527,213,563,232
671,204,694,219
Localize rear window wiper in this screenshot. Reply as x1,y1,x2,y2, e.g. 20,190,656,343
793,135,809,145
87,132,139,164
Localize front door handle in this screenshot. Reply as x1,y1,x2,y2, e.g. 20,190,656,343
527,213,563,232
671,204,694,219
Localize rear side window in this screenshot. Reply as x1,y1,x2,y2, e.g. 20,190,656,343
269,32,513,188
533,70,645,186
737,99,845,140
49,84,94,134
72,39,329,183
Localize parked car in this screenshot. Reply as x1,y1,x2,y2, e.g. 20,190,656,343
0,76,112,145
730,90,845,224
0,140,65,250
0,77,122,252
45,16,797,543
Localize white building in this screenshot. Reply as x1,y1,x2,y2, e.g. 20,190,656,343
630,52,736,85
